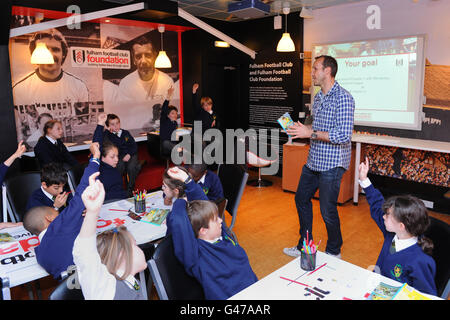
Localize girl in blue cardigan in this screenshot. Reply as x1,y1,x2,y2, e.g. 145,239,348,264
359,157,437,295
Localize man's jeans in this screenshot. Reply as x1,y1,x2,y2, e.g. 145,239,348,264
295,165,345,255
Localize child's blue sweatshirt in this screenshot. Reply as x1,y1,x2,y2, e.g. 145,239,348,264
26,188,74,213
364,184,437,295
99,161,127,201
198,170,224,202
160,99,178,143
34,159,99,279
167,180,257,300
93,124,137,158
92,124,128,201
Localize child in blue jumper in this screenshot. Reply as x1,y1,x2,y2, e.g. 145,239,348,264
26,162,73,213
93,113,141,196
93,114,128,201
186,163,224,202
166,166,257,300
22,143,100,279
160,86,180,157
359,157,437,295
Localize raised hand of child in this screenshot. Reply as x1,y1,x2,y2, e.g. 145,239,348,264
14,140,26,158
90,142,100,159
81,172,105,216
98,113,107,126
167,86,175,100
192,83,199,94
168,166,189,183
54,191,69,209
359,157,370,181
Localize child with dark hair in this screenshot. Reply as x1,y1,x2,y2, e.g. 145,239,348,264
166,166,257,300
93,114,128,201
186,163,224,202
359,157,437,295
160,86,180,157
26,162,73,213
93,113,141,197
22,143,100,279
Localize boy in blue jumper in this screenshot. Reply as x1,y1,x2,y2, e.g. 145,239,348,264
93,113,141,196
22,143,101,279
359,157,437,295
186,163,224,202
166,166,257,300
26,162,73,213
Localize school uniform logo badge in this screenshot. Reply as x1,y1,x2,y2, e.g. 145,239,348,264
391,264,403,279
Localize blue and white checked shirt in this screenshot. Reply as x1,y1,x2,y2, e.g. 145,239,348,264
307,81,355,172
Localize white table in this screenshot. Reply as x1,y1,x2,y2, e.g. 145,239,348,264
351,133,450,204
229,251,440,300
0,190,170,299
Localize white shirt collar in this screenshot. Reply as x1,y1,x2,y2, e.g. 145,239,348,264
198,173,206,184
116,269,138,290
38,228,48,242
393,235,418,252
46,135,57,145
114,129,122,138
203,236,222,244
41,186,54,201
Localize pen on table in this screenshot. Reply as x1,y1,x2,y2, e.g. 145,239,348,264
279,276,311,288
307,262,327,276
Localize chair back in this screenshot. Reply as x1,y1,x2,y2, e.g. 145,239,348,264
217,164,248,230
3,171,41,222
67,162,88,193
424,216,450,298
148,235,205,300
48,273,84,300
214,197,228,221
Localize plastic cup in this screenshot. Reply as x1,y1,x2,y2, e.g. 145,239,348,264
300,250,316,271
134,198,146,213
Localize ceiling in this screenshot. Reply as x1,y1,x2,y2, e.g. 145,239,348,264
177,0,371,22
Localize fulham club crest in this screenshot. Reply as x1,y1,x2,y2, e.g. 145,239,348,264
73,49,85,65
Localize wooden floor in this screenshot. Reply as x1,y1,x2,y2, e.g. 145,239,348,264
10,171,450,300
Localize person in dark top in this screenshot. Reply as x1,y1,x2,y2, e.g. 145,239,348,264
33,119,78,170
93,113,141,197
166,166,257,300
160,86,179,157
93,114,128,201
186,163,224,202
26,162,73,213
192,83,218,133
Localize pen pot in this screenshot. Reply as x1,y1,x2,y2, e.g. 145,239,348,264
300,250,316,271
134,197,146,213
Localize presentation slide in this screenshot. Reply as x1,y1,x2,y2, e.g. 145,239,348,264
312,36,425,130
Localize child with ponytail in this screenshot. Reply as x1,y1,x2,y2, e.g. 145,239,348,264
359,157,437,295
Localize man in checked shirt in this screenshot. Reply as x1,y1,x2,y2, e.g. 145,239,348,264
283,55,355,259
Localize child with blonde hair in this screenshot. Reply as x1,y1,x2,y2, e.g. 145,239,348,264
73,172,147,300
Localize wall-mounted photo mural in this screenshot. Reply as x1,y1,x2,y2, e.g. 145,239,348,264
10,10,184,151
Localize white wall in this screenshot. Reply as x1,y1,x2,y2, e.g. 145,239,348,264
304,0,450,65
